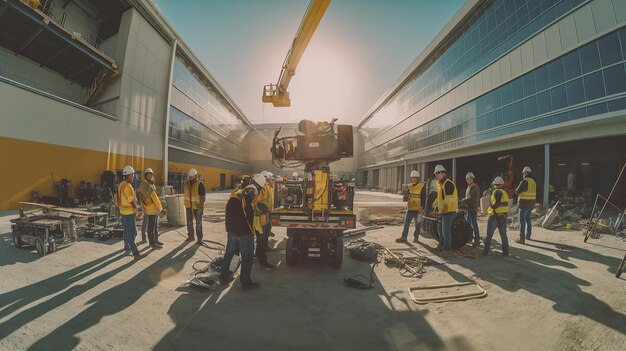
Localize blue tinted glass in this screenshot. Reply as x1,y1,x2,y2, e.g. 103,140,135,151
587,102,608,116
550,84,567,110
513,100,525,121
608,97,626,112
554,112,569,124
505,0,516,17
562,49,582,80
512,77,524,101
548,58,565,85
541,7,556,25
477,115,485,131
598,32,622,67
580,41,601,73
566,78,585,106
584,71,606,100
523,72,536,95
603,63,626,95
619,28,626,59
492,108,503,127
537,90,551,114
484,112,494,130
525,95,538,117
541,0,555,12
538,115,554,127
502,104,514,124
501,83,512,104
568,107,586,120
535,65,550,91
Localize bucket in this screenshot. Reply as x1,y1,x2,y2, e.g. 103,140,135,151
165,194,186,226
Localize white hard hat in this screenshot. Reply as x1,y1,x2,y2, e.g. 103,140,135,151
523,166,532,173
292,171,299,178
267,172,274,179
410,170,420,178
433,164,446,174
243,184,258,194
188,168,198,177
466,172,475,179
252,174,266,188
493,176,505,185
144,168,154,175
122,165,135,176
261,171,269,178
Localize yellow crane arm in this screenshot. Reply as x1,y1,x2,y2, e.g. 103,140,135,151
262,0,331,107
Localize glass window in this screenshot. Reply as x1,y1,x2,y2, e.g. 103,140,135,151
583,71,606,101
619,28,626,59
608,97,626,112
501,83,512,104
502,104,514,124
513,100,525,121
492,108,503,127
598,32,622,67
537,90,551,114
535,65,550,91
550,84,567,110
512,77,524,101
587,102,608,116
523,72,536,95
548,58,565,85
538,114,554,127
525,95,538,117
562,49,582,80
566,78,585,106
580,41,601,73
568,107,587,120
477,115,485,131
603,63,626,95
553,111,569,124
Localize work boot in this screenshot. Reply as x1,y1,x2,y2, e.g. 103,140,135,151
185,236,195,242
133,253,143,261
155,241,164,246
395,237,407,243
139,239,147,244
481,250,489,256
150,244,162,250
242,282,261,290
515,238,525,244
412,237,420,243
501,250,509,256
472,240,480,248
196,241,204,246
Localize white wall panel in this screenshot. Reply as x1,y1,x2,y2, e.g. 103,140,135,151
510,47,523,77
545,24,563,60
500,54,512,81
614,0,626,24
574,4,597,43
520,40,535,72
559,14,579,52
531,32,548,64
591,0,617,33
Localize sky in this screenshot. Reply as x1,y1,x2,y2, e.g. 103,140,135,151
153,0,465,125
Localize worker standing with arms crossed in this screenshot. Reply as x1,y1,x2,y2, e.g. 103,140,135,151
396,170,425,243
138,168,163,249
117,165,142,260
461,172,481,247
515,166,536,244
432,164,458,252
483,176,510,256
184,168,206,245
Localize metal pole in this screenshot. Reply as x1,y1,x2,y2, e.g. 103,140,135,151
543,144,550,208
452,158,457,184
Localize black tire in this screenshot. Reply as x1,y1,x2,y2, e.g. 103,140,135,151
35,238,47,257
330,236,343,268
616,255,626,278
48,240,57,253
286,236,297,266
12,231,23,249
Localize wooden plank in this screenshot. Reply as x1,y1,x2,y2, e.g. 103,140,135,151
31,219,62,226
18,202,57,209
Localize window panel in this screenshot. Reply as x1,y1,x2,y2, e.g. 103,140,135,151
583,71,606,100
523,72,536,95
501,83,513,104
603,63,626,95
598,32,622,67
619,28,626,60
579,41,601,73
562,49,582,80
511,77,524,101
608,97,626,112
568,107,587,120
535,65,550,91
525,95,538,117
537,90,551,114
502,104,515,124
550,84,567,110
548,58,565,85
513,100,525,121
587,102,608,116
566,78,585,106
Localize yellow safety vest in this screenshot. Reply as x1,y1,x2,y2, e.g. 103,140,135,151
488,188,510,215
437,178,458,214
117,181,136,216
262,183,274,210
139,181,163,215
407,182,423,211
184,180,204,209
519,177,537,201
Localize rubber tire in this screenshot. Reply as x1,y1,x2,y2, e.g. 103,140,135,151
48,240,57,253
330,236,343,268
286,236,297,266
616,256,626,278
35,238,47,257
12,231,23,249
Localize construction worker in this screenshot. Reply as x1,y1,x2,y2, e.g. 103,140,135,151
515,166,536,243
184,168,206,244
253,187,275,270
396,170,425,243
483,176,510,256
461,172,481,247
432,164,457,252
138,168,163,249
116,165,142,260
230,175,251,198
221,181,263,290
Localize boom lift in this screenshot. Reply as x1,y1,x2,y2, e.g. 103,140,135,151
262,0,331,107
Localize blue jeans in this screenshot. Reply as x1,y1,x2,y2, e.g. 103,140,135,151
484,215,509,253
467,211,480,244
221,233,254,287
519,208,532,239
401,211,421,239
122,214,139,255
437,212,455,250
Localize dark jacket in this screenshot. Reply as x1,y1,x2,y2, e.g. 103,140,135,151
515,177,534,209
225,196,254,236
462,183,480,211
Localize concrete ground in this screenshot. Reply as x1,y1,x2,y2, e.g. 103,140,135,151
0,190,625,351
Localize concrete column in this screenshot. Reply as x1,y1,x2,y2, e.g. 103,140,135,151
543,143,550,209
452,158,457,183
404,160,408,181
163,39,178,185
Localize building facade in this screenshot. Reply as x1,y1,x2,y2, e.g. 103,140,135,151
358,0,626,206
0,0,251,210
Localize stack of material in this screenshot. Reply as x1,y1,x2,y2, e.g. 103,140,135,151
536,200,590,230
357,207,405,226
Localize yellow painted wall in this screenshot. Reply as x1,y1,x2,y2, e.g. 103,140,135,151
168,161,246,191
0,136,163,211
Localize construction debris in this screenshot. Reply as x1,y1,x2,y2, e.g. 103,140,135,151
408,280,487,304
